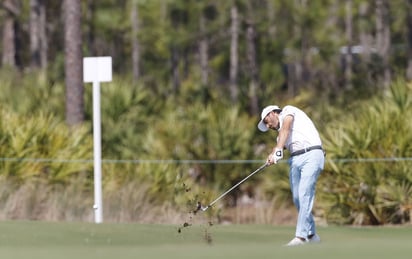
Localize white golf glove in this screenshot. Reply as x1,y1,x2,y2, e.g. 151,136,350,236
272,148,283,164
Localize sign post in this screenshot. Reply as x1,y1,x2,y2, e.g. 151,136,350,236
83,56,112,224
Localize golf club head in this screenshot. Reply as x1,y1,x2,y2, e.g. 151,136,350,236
196,202,210,212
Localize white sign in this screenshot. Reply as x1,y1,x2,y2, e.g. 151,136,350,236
83,56,112,83
83,56,112,224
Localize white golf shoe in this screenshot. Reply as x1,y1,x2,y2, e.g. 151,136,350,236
285,237,307,246
308,233,321,243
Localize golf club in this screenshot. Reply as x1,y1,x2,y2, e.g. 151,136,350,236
196,163,269,212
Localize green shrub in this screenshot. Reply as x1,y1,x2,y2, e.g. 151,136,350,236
0,107,93,183
320,79,412,225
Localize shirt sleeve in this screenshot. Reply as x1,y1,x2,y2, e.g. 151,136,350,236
278,105,295,130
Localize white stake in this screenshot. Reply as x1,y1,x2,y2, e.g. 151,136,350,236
83,56,112,224
93,80,103,223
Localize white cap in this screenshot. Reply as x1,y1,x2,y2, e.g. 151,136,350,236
257,105,281,132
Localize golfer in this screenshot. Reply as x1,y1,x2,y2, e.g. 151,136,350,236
257,105,324,246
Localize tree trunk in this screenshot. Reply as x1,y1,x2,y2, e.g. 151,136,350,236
326,0,339,94
229,4,239,103
171,46,180,94
375,0,391,88
199,13,209,86
287,63,300,97
299,0,311,91
2,0,21,68
30,0,47,69
131,0,140,81
246,21,259,114
358,1,374,87
359,2,373,60
86,0,96,56
406,0,412,81
344,0,353,90
287,0,306,96
266,0,276,38
64,0,84,126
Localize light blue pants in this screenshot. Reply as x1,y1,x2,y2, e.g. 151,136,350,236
288,149,324,238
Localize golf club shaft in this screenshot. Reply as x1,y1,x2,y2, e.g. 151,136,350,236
207,163,268,208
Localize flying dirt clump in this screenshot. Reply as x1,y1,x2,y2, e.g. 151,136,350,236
177,221,192,233
177,183,214,244
204,228,213,244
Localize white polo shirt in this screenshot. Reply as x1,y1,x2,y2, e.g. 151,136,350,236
278,105,322,153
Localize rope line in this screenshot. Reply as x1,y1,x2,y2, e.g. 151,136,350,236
0,157,411,164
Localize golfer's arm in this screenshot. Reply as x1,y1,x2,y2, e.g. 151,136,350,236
275,115,293,150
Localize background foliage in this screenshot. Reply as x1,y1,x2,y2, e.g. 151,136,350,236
320,80,412,225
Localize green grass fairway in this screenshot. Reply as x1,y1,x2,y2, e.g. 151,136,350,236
0,221,411,259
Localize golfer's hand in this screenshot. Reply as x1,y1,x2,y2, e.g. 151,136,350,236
268,148,283,164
